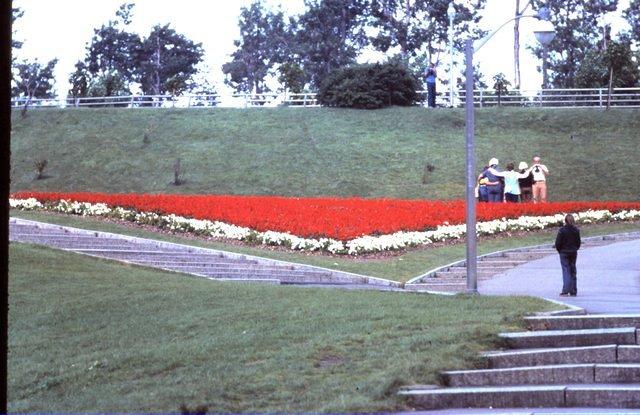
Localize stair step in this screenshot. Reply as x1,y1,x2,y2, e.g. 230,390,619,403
525,314,640,331
499,327,638,349
400,384,640,410
443,363,640,387
482,345,618,368
442,364,595,386
619,346,640,363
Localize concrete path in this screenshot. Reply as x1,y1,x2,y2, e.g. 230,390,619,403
480,239,640,314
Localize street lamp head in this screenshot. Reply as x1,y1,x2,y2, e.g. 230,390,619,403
447,2,456,21
534,20,556,46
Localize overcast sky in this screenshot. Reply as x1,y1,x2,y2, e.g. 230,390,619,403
12,0,632,97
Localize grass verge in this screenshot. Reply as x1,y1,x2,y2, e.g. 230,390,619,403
10,107,640,200
11,209,640,283
9,243,554,412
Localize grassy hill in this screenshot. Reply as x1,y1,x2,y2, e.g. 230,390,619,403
10,107,640,200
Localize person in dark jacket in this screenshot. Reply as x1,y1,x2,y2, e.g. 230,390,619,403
555,214,581,296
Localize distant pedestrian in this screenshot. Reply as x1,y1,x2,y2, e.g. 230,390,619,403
555,214,581,297
531,156,549,203
518,162,533,202
476,165,490,202
425,63,437,108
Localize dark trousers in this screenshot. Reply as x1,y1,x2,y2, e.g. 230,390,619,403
487,185,503,202
505,193,519,203
559,252,578,294
427,82,436,108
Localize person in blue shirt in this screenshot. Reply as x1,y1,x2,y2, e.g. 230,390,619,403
425,63,437,108
481,158,504,203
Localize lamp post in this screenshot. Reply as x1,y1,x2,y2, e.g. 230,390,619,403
464,7,553,294
448,2,456,107
534,20,555,89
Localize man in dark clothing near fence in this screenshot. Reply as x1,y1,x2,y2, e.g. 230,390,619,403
555,214,581,296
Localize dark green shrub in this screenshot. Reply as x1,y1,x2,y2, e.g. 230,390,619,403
317,61,420,109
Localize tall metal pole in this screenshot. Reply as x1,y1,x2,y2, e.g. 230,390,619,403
542,46,548,89
464,39,477,294
449,14,455,107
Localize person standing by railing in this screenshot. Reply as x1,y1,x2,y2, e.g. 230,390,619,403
425,63,438,108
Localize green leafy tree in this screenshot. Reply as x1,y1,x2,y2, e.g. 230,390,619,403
492,72,511,106
12,59,58,116
624,0,640,42
318,60,419,109
222,1,292,93
12,7,23,51
278,61,306,93
575,36,639,89
295,0,369,88
85,3,141,85
529,0,618,88
368,0,486,59
67,61,91,100
137,24,204,95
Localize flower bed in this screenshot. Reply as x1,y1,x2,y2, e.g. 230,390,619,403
10,192,640,255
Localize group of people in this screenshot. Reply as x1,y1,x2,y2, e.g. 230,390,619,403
476,156,550,203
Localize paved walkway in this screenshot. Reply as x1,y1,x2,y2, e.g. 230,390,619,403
480,239,640,314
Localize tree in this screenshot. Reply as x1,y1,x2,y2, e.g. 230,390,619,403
624,0,640,43
12,59,58,116
12,7,23,51
295,0,369,88
278,61,306,93
492,73,511,106
529,0,618,88
137,24,204,96
67,61,91,100
367,0,486,60
85,3,141,85
222,1,292,93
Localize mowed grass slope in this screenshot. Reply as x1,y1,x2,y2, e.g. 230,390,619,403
9,243,553,412
10,107,640,200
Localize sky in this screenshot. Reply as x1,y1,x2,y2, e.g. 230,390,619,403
12,0,632,98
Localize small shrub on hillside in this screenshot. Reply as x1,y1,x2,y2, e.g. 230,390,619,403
317,61,420,109
173,158,185,186
34,159,48,180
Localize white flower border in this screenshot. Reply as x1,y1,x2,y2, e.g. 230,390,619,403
10,197,640,256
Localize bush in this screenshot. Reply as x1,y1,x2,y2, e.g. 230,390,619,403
317,61,420,109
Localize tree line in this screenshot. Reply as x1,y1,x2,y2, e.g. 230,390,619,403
11,0,640,105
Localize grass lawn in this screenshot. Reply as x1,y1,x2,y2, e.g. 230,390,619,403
11,209,640,283
10,107,640,200
9,243,555,413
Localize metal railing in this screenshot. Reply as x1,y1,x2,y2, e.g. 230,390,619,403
11,87,640,109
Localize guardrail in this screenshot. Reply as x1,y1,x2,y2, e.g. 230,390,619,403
11,87,640,109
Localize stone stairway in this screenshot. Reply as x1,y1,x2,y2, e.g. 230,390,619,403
399,314,640,410
406,232,640,293
9,218,401,289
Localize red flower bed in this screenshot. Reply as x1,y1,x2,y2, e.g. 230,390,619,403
13,191,640,240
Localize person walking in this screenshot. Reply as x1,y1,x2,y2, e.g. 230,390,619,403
480,158,503,203
518,161,533,202
425,63,437,108
531,156,549,203
486,162,530,203
555,214,581,296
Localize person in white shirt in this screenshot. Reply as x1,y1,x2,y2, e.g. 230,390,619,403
531,156,550,203
486,162,531,202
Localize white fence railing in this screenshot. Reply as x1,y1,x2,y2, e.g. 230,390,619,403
11,88,640,109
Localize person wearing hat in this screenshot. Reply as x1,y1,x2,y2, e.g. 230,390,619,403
479,158,504,203
486,162,531,203
531,156,550,203
518,161,534,202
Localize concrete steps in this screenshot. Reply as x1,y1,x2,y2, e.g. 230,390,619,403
399,384,640,410
9,219,385,288
400,314,640,410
